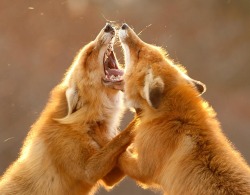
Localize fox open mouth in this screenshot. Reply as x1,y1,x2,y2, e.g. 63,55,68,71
102,43,124,84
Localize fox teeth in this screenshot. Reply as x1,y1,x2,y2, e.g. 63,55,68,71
116,75,122,80
109,75,122,81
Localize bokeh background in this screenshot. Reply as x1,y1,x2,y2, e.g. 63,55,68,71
0,0,250,194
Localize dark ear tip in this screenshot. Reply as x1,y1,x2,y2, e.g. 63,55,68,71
201,83,206,94
194,80,206,95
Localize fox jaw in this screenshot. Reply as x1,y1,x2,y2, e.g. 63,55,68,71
58,23,124,124
119,23,206,110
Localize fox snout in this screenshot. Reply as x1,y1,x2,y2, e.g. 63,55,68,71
118,23,144,72
121,23,129,30
119,23,143,45
119,23,131,42
103,23,115,34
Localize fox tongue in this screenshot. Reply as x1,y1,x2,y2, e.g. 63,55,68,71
106,69,124,76
109,54,117,68
104,54,117,69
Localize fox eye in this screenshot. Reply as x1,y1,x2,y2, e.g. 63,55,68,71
137,49,141,59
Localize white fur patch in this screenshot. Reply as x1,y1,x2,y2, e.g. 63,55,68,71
18,139,48,171
123,44,131,72
102,91,124,139
119,29,131,71
119,29,128,42
66,87,78,116
125,98,140,110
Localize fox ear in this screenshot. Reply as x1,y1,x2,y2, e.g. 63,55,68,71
65,87,79,115
142,69,164,109
190,79,206,95
149,83,164,109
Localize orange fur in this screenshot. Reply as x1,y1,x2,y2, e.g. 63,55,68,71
0,24,131,195
118,24,250,195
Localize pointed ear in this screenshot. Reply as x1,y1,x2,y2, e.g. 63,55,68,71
142,69,164,109
65,87,79,115
149,83,164,109
190,79,206,95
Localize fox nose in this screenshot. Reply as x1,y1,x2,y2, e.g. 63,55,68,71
121,23,128,30
104,23,114,33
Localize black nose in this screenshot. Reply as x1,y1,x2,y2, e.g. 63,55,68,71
121,23,128,30
104,23,114,33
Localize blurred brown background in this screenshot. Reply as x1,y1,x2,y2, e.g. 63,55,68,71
0,0,250,194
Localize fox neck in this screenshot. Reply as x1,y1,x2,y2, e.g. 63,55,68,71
38,85,123,132
156,84,208,124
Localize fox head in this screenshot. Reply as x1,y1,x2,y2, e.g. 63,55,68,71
56,23,124,124
119,23,206,110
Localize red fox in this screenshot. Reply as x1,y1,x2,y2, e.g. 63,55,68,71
0,23,132,195
117,23,250,195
